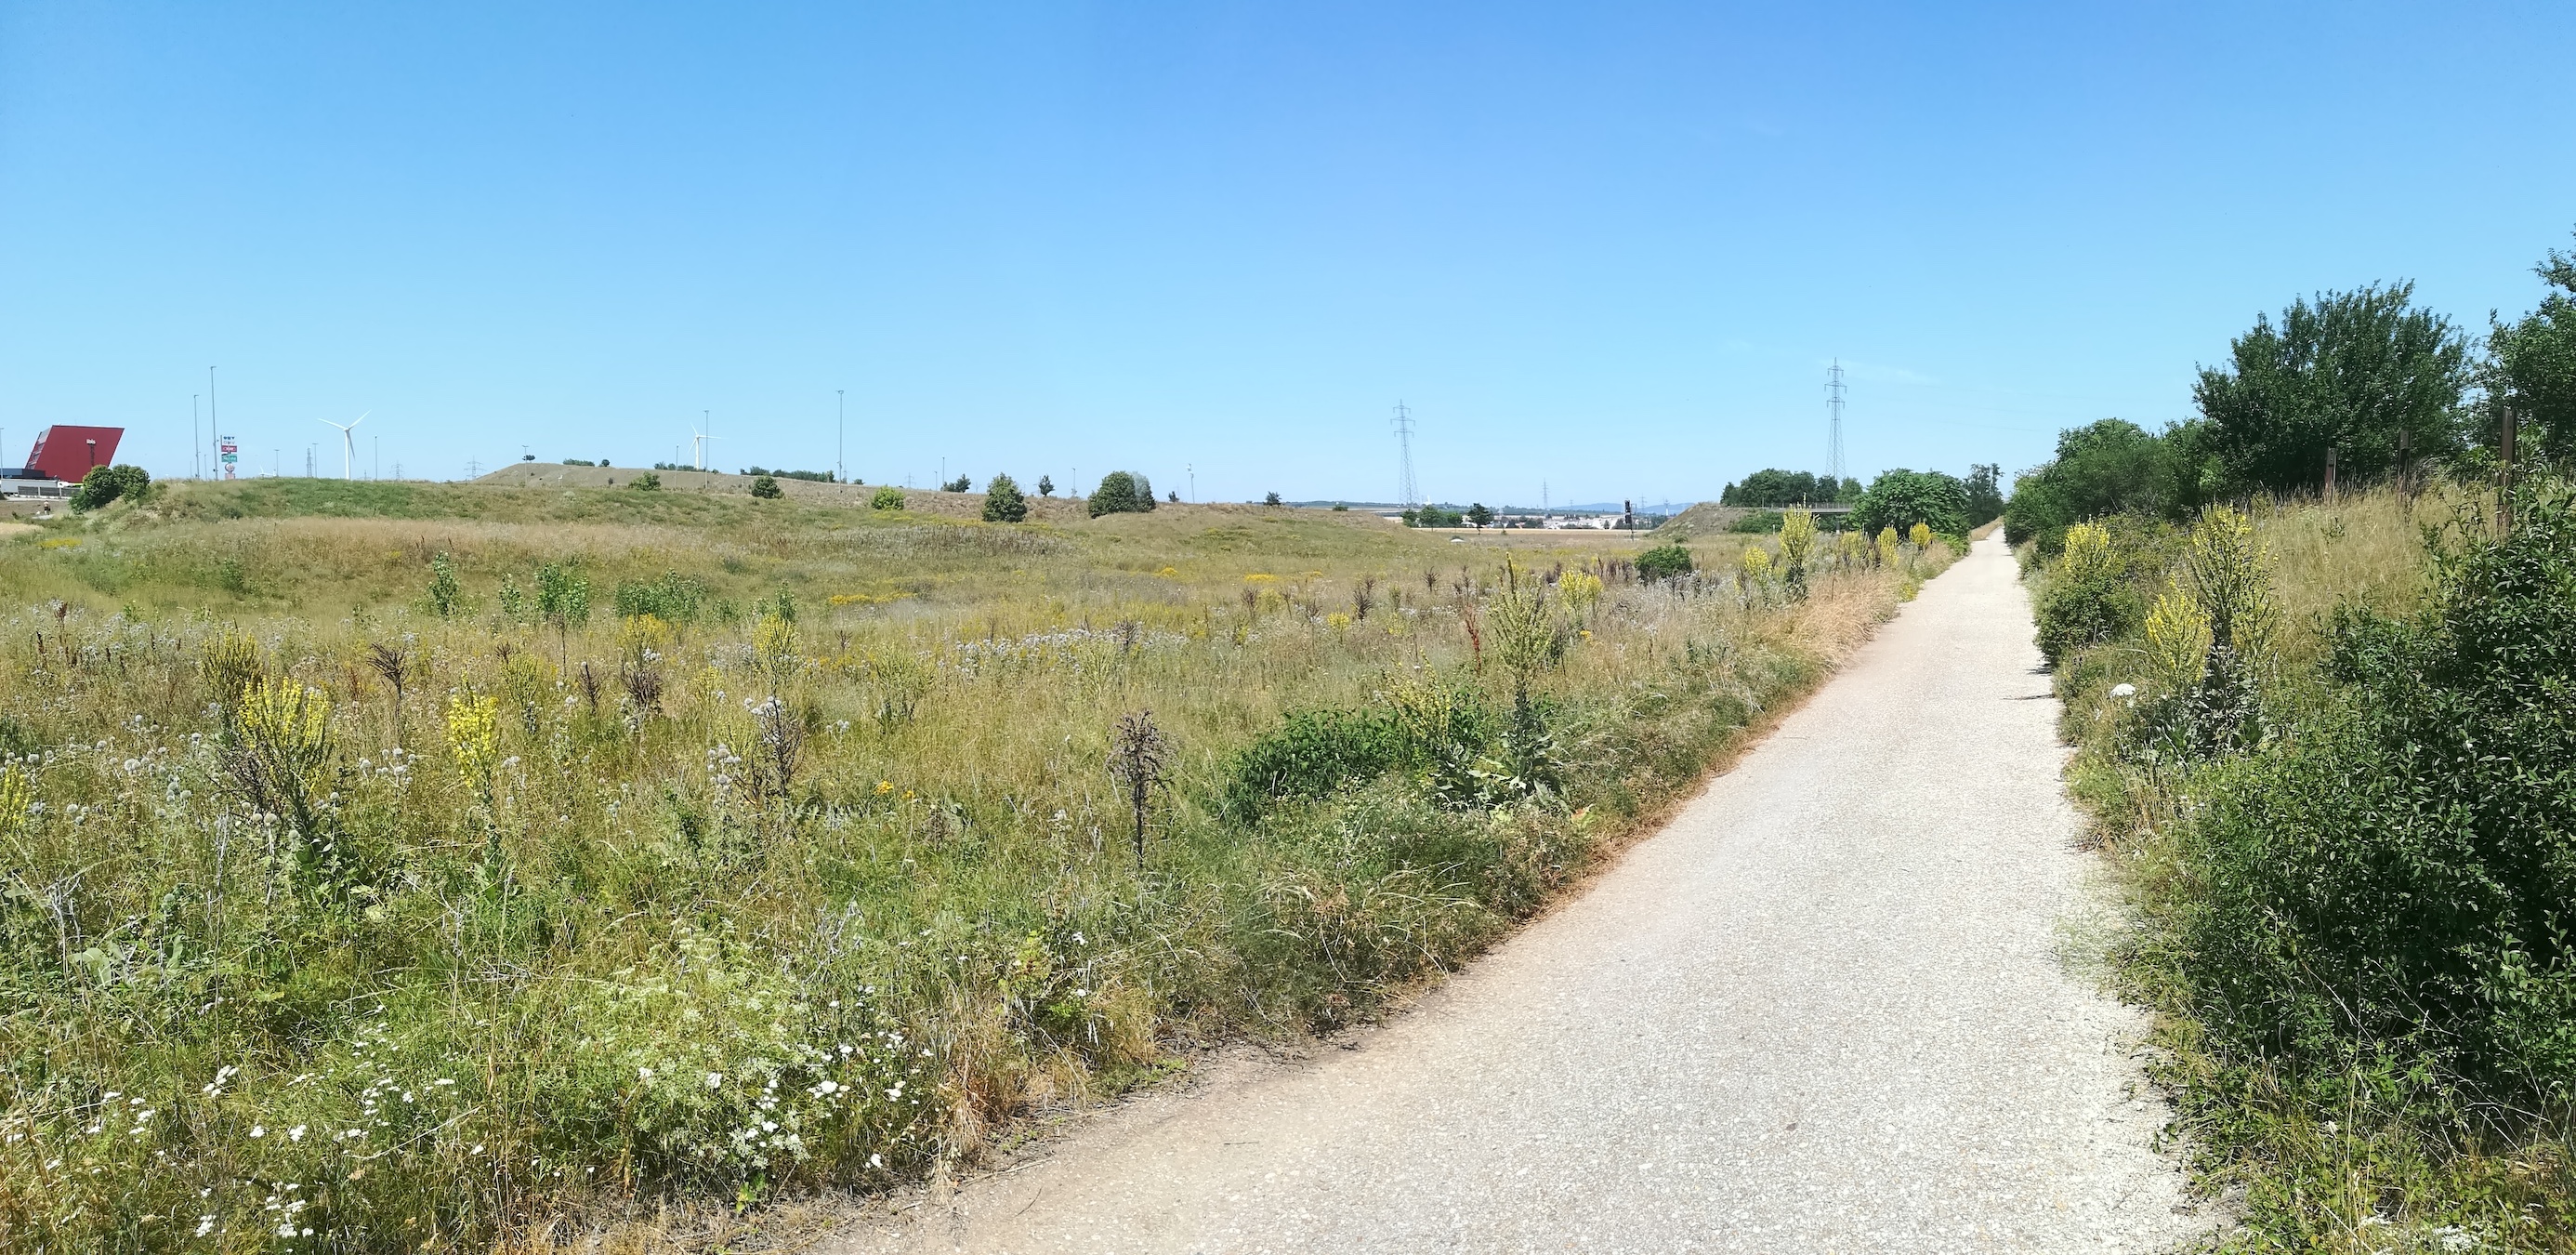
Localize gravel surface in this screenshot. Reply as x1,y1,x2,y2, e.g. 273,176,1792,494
831,535,2201,1254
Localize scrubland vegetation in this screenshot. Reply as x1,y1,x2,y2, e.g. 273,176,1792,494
0,479,1949,1250
2026,231,2576,1252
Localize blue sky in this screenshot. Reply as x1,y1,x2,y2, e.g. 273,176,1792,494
4,2,2570,506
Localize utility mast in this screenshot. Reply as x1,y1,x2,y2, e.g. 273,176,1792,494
1826,360,1847,485
1391,402,1419,509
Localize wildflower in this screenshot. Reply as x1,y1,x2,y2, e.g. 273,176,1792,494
195,1216,216,1236
249,1125,265,1138
875,780,893,795
637,1066,653,1080
286,1125,305,1143
706,1072,724,1090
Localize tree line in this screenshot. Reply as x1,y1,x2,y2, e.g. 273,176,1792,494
2006,230,2576,552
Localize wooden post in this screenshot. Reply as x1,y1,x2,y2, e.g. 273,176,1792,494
2499,403,2517,536
2324,446,2337,504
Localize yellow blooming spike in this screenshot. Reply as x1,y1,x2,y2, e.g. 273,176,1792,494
447,694,503,788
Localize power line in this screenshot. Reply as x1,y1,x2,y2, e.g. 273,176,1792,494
1391,402,1419,509
1825,359,1847,483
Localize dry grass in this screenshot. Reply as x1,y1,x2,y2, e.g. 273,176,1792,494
0,478,1940,1251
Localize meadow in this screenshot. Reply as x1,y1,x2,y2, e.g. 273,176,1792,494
0,477,1945,1252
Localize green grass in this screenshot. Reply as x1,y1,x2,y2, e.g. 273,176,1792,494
0,479,1945,1251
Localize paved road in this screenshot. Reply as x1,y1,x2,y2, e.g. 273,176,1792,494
834,535,2197,1254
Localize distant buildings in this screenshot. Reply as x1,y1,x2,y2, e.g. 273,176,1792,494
4,424,125,499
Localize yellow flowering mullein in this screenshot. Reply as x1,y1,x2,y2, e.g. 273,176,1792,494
2056,522,2112,580
2144,585,2214,695
1779,510,1818,584
1909,522,1932,551
1836,530,1869,570
1738,546,1773,582
754,612,800,689
0,762,28,837
1557,569,1603,617
1876,526,1900,567
447,694,503,803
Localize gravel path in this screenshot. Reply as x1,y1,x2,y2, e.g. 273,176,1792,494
832,535,2199,1254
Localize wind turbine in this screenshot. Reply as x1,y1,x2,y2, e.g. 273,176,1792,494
318,413,367,480
690,415,720,470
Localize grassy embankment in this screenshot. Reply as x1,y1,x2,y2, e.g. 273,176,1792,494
2034,482,2576,1252
0,480,1953,1251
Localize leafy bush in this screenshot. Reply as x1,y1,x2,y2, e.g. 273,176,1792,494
1636,544,1693,582
869,486,906,510
1849,469,1968,538
427,551,464,617
2032,522,2136,667
1087,471,1156,517
941,474,972,493
629,471,663,491
1223,684,1503,819
69,464,150,511
614,571,711,624
2195,282,2471,495
1224,709,1403,817
981,473,1028,522
1402,506,1463,528
2486,230,2576,463
2175,484,2576,1104
749,474,783,499
1720,469,1856,506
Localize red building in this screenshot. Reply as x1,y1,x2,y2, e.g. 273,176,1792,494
22,426,124,482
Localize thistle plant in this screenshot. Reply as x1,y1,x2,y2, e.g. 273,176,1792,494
1107,709,1169,868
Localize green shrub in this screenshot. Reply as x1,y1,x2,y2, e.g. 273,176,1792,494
427,551,464,617
1223,685,1502,819
2032,522,2136,667
1087,471,1155,517
629,471,663,491
2175,483,2576,1105
1849,468,1969,538
1636,544,1693,582
69,464,150,511
613,571,710,624
749,474,783,499
981,473,1028,522
1223,709,1406,818
869,486,906,510
941,474,972,493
